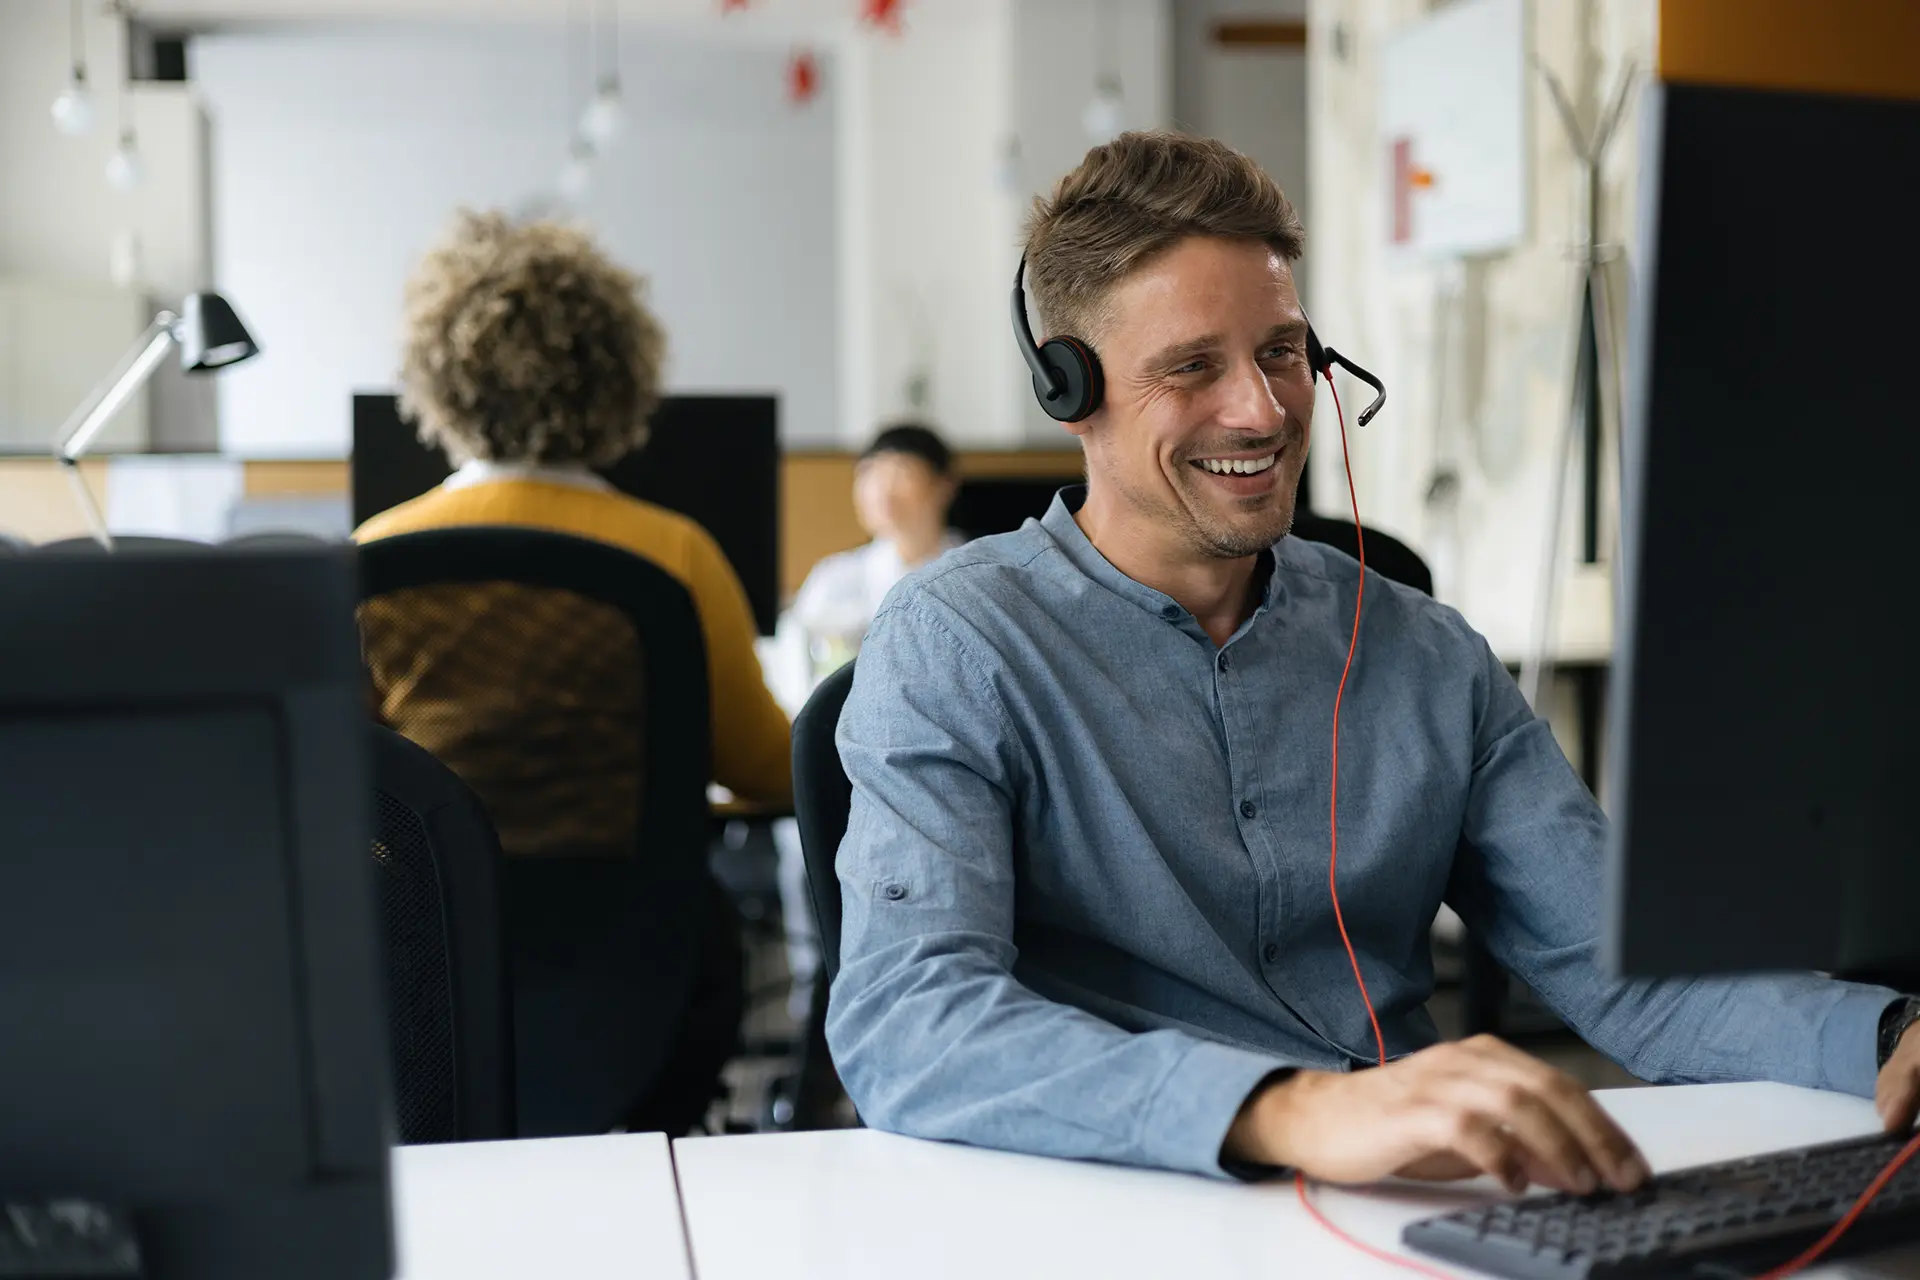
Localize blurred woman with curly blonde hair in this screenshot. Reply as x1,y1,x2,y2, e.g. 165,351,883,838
357,210,792,809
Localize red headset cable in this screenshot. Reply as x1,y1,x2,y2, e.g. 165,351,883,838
1296,368,1464,1275
1299,370,1916,1280
1322,372,1387,1073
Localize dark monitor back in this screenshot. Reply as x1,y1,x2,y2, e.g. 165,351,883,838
950,473,1082,540
1605,82,1920,982
0,546,391,1280
353,392,781,633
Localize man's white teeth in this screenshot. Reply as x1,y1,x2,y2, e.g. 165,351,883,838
1199,454,1277,476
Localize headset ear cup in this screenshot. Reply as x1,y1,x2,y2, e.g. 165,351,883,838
1035,336,1105,423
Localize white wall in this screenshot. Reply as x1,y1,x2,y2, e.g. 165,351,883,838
192,23,839,457
836,2,1023,450
0,0,212,450
1171,1,1310,312
1306,0,1653,661
1010,0,1173,445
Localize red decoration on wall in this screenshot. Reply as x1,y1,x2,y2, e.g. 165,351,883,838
720,0,751,11
788,49,820,105
859,0,906,34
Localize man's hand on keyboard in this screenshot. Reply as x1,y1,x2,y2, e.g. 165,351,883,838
1878,1019,1920,1133
1226,1035,1650,1195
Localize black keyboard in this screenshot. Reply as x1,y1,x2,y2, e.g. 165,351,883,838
0,1200,141,1279
1402,1131,1920,1279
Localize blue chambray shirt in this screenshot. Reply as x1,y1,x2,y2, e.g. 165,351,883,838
827,490,1896,1179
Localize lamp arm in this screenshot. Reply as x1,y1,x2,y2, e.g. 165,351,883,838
54,312,178,461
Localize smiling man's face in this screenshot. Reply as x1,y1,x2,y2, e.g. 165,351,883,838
1074,235,1315,563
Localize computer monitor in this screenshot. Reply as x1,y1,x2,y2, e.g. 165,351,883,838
1605,81,1920,983
949,473,1081,541
351,392,781,634
0,545,392,1280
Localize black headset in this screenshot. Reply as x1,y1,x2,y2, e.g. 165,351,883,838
1012,255,1387,427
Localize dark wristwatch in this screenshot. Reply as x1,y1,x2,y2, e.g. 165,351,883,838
1877,997,1920,1069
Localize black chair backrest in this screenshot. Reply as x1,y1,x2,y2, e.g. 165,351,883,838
1289,513,1434,598
788,523,1434,990
357,526,716,1137
370,724,514,1143
0,533,25,556
33,535,207,554
793,660,858,986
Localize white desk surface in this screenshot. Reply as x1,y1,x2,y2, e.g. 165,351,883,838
675,1083,1920,1279
393,1132,690,1280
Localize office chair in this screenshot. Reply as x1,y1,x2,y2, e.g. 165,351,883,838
357,526,741,1138
789,659,859,1128
0,531,27,555
224,531,331,547
370,724,515,1143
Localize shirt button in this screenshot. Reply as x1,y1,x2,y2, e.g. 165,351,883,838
1218,652,1232,672
1240,800,1257,820
1263,942,1280,964
883,882,907,901
1160,604,1181,620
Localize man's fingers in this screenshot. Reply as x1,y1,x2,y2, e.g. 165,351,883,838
1395,1151,1484,1182
1460,1084,1597,1194
1878,1068,1920,1133
1468,1041,1647,1191
1427,1111,1528,1194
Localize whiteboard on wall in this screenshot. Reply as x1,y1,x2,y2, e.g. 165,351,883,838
1379,0,1528,258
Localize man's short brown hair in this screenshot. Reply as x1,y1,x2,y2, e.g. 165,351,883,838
1023,131,1305,345
399,210,668,468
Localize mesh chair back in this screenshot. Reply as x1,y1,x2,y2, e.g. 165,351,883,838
370,724,514,1143
357,526,715,1137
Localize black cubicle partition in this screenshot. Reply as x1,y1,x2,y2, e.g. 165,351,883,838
351,392,782,634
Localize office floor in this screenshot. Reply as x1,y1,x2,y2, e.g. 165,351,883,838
707,831,1640,1136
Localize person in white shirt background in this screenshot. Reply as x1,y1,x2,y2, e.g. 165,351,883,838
765,422,964,1021
789,423,964,677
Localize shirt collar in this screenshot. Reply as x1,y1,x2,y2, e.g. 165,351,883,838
444,458,615,494
1038,487,1284,629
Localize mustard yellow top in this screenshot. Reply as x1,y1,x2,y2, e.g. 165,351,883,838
355,476,794,807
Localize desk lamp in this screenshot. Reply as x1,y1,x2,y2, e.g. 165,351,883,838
51,292,260,550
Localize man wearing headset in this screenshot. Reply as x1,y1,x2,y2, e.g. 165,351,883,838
826,132,1920,1188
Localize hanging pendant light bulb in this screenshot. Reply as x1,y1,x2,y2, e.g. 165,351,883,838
50,0,95,137
105,129,143,192
1081,0,1125,142
52,70,95,137
578,1,624,148
581,78,624,147
1081,74,1125,142
558,138,595,204
103,6,142,193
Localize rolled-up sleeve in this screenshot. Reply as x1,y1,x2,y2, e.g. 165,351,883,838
826,598,1293,1178
1448,638,1896,1099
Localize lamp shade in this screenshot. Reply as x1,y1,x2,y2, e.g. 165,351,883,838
178,292,259,372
